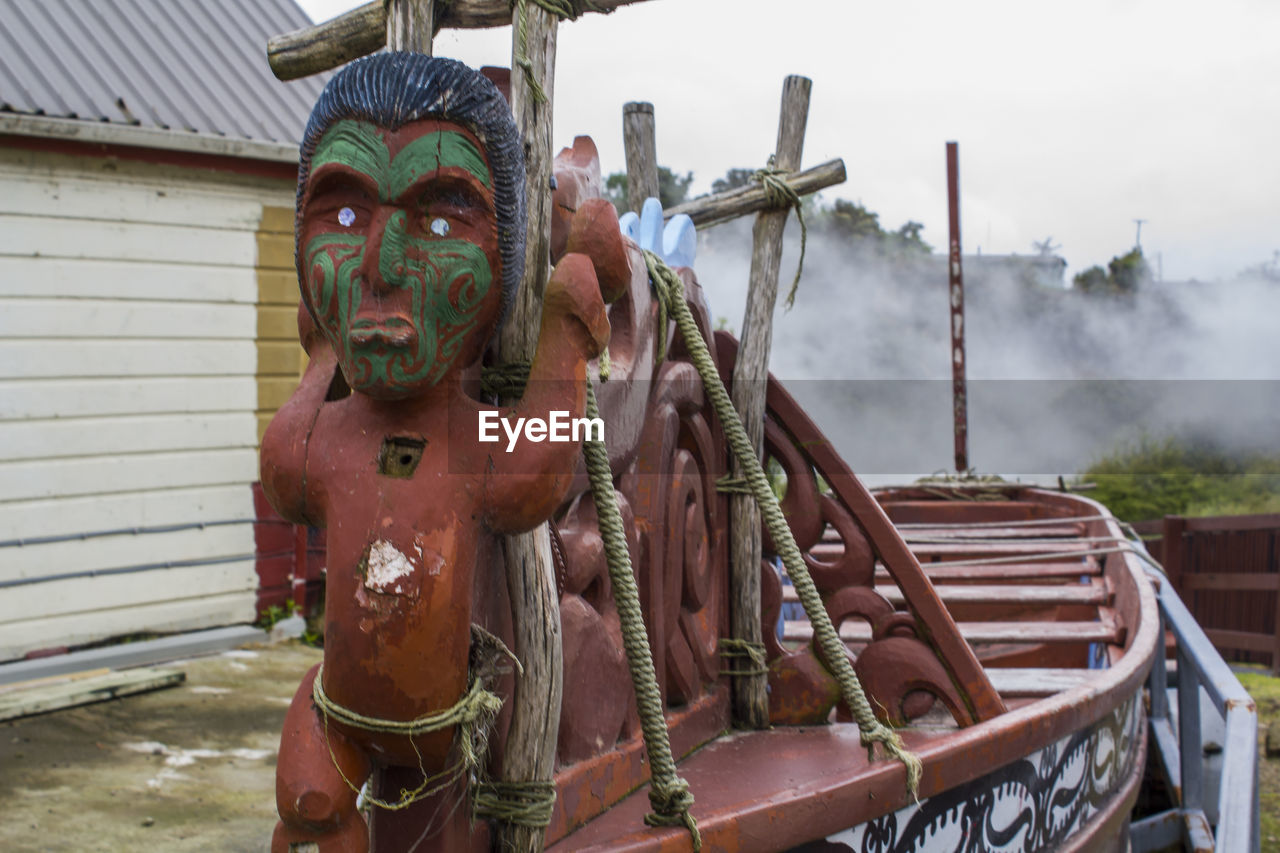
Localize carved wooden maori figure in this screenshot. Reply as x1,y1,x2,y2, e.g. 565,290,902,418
261,53,617,852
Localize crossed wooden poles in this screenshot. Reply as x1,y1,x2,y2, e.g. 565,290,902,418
267,1,845,848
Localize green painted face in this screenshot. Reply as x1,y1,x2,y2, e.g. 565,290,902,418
300,118,500,399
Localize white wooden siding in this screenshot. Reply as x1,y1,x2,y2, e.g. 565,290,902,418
0,148,295,661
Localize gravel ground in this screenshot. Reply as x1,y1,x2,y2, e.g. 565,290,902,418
0,639,321,853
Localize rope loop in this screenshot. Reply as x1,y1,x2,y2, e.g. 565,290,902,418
714,475,752,494
718,638,768,676
473,779,558,827
751,156,808,309
311,664,504,810
480,360,531,400
644,778,702,849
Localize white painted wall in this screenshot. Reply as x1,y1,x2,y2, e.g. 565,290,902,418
0,146,295,661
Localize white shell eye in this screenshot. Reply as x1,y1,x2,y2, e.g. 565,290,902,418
429,217,450,236
338,207,355,227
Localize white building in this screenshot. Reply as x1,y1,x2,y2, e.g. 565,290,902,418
0,0,324,660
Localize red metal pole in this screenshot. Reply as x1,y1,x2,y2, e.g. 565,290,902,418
946,141,968,473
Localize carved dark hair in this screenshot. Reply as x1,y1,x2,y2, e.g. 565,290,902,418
296,52,526,324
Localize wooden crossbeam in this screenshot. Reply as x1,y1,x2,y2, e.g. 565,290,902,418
268,0,658,80
666,158,845,227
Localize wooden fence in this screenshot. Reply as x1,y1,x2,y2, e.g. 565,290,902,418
1135,514,1280,674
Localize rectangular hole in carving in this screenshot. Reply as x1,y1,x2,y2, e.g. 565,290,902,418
378,436,426,478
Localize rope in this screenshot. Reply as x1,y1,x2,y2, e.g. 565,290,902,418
753,156,808,309
473,780,557,827
598,344,611,381
714,475,752,494
480,361,531,400
643,250,922,799
583,379,701,850
718,638,769,676
510,0,606,104
311,664,504,810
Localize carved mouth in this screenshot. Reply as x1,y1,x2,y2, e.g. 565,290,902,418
349,316,415,347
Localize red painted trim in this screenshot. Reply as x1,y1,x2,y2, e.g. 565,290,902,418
0,133,298,182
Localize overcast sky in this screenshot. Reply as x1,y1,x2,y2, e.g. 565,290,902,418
296,0,1279,283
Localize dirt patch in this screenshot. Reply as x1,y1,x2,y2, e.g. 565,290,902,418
0,640,320,853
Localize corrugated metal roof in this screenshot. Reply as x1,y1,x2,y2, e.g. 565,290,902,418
0,0,330,146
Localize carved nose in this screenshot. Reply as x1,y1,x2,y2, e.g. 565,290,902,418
362,208,410,292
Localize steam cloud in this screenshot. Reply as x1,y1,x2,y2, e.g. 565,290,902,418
691,218,1280,482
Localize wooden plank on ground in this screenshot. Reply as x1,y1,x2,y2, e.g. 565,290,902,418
0,668,185,722
0,667,111,696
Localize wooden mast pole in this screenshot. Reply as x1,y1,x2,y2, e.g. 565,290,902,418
622,101,659,213
729,75,812,730
385,0,433,52
493,5,562,852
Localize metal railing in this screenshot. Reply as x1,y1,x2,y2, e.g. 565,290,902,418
1131,553,1261,853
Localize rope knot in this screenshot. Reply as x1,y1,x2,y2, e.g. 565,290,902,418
750,156,807,308
473,779,557,827
480,360,531,400
859,724,923,801
645,777,701,850
714,475,752,495
718,638,768,676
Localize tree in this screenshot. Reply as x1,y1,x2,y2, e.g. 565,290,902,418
602,166,694,214
1072,247,1152,295
1072,265,1110,294
710,168,755,194
1108,248,1152,294
814,200,932,257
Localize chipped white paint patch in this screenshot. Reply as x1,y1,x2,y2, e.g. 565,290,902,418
124,740,273,789
189,685,231,695
365,539,416,594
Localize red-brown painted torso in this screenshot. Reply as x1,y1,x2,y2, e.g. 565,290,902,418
306,386,480,764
